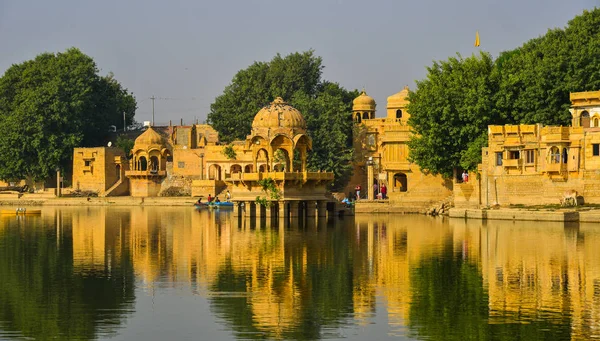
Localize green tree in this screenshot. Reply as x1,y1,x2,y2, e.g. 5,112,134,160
208,51,322,142
408,9,600,177
293,82,357,190
208,51,356,190
115,135,135,157
495,8,600,126
0,48,136,181
407,52,500,177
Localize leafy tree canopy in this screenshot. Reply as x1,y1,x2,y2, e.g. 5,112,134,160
0,48,136,181
208,51,357,190
408,52,500,177
408,8,600,177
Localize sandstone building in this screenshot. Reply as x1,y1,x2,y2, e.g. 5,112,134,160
349,88,453,209
455,90,600,207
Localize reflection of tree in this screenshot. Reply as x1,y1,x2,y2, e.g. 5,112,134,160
408,254,572,340
209,223,355,340
0,218,135,340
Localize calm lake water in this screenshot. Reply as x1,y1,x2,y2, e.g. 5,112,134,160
0,207,599,341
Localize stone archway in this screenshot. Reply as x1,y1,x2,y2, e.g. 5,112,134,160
273,148,290,172
580,111,590,128
394,173,407,192
139,156,148,171
208,164,222,180
231,164,242,174
150,156,159,173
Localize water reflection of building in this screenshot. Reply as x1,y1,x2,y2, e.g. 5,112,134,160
63,208,600,339
449,218,600,340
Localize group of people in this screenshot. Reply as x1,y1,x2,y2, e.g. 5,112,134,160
353,182,387,201
195,190,231,206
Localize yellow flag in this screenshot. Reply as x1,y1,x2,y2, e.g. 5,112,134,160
474,31,480,47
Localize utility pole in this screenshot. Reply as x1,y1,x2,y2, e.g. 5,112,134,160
150,95,156,126
123,111,126,132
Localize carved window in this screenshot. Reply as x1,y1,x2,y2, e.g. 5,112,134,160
550,147,560,163
495,152,503,166
525,150,535,164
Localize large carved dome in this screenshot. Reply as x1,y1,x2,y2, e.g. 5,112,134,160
251,97,306,131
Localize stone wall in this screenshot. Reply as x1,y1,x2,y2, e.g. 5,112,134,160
453,173,481,208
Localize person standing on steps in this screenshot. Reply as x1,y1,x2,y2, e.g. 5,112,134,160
381,183,387,199
355,184,361,200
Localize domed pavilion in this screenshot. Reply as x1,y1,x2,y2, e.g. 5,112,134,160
224,97,334,218
125,126,172,197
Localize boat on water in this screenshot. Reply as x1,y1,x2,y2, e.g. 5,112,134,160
1,208,42,216
194,202,234,209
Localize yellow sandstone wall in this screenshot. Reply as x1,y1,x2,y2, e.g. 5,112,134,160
73,147,126,195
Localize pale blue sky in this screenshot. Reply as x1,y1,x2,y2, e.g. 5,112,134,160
1,0,598,125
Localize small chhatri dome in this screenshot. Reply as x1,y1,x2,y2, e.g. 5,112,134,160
352,89,376,111
134,126,165,148
252,97,306,130
387,86,410,108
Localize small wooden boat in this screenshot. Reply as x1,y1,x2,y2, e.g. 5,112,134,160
1,208,42,216
208,202,234,208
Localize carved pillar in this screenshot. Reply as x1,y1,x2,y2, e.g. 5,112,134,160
265,203,273,218
367,160,374,201
317,201,327,217
289,201,300,218
233,202,242,217
255,202,263,219
278,201,289,219
306,200,317,217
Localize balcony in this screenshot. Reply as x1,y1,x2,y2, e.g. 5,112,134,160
502,158,522,168
224,171,334,183
545,163,567,173
125,170,167,177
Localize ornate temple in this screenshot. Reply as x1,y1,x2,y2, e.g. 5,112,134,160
72,97,334,217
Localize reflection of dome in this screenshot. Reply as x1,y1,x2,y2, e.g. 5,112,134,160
387,86,409,108
252,97,306,130
134,127,164,148
352,90,376,111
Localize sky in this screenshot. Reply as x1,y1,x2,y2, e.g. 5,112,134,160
1,0,599,126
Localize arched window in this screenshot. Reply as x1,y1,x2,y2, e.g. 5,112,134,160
580,111,590,128
362,112,369,120
231,164,242,173
356,115,362,123
594,117,599,128
396,110,402,120
139,156,147,171
550,147,560,164
244,165,253,173
150,156,159,173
